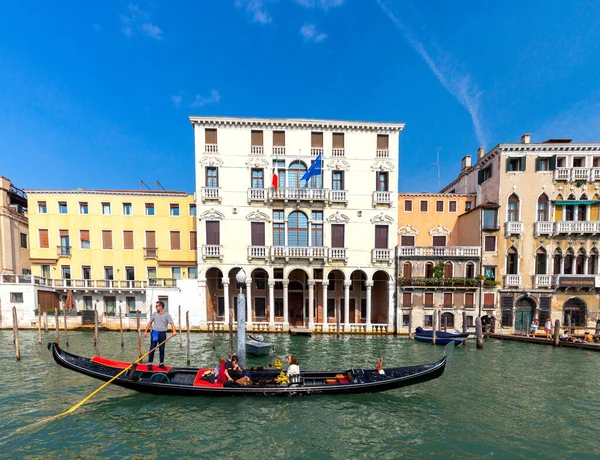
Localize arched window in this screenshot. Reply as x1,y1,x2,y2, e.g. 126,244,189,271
565,194,577,221
287,211,308,246
576,248,586,275
537,194,549,221
578,194,587,222
553,248,562,275
441,312,454,328
535,248,547,275
425,262,434,278
507,247,518,275
444,262,453,278
288,161,307,188
589,248,599,275
403,262,412,278
507,194,520,222
564,298,586,327
564,248,575,275
465,262,475,279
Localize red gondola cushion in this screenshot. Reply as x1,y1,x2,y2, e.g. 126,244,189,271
193,369,224,387
91,356,171,372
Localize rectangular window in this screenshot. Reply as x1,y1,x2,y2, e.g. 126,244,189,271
171,267,182,279
101,202,111,215
39,229,49,248
465,201,473,211
38,201,47,213
484,266,496,280
312,211,323,247
424,292,434,308
79,202,88,214
125,267,135,281
449,201,457,212
484,293,495,308
402,292,412,307
274,298,284,317
374,225,388,249
147,267,157,279
443,292,453,307
536,158,550,172
206,167,218,187
41,265,51,278
331,224,345,248
251,130,263,146
273,130,285,146
104,296,116,315
507,157,521,172
188,266,198,279
104,266,114,280
170,231,181,250
20,233,27,249
82,266,91,280
404,200,413,212
145,203,155,216
170,204,180,216
332,171,344,190
484,235,496,252
84,296,93,310
465,292,474,308
254,298,266,317
80,230,90,249
102,230,113,249
400,235,415,246
10,292,24,303
217,297,225,317
58,201,68,214
436,201,444,212
123,230,134,250
376,172,389,191
189,204,197,216
206,221,220,245
332,132,344,148
311,131,323,148
190,231,197,250
273,210,285,246
251,169,264,188
123,202,132,215
127,297,136,314
479,165,492,184
61,265,71,281
402,314,410,326
424,315,433,327
420,200,428,212
251,222,265,246
254,272,266,290
483,209,498,229
467,316,474,327
432,235,446,247
205,128,217,144
376,134,389,150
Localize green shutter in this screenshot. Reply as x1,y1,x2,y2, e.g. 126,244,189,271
478,169,484,185
549,156,556,170
506,158,511,172
535,157,540,172
520,157,526,171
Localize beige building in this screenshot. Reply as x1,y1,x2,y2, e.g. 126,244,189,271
0,176,29,275
442,135,600,334
397,193,480,331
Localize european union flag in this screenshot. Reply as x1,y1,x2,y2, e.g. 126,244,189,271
300,152,323,187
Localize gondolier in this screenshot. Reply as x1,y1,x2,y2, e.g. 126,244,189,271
143,301,177,370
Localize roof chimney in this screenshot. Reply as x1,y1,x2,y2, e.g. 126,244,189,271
520,133,531,144
477,146,485,160
461,155,472,171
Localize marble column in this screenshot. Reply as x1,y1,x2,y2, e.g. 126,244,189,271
387,280,395,329
344,280,351,329
283,280,289,327
365,281,373,332
584,256,590,275
269,280,275,328
223,281,230,326
308,279,315,330
245,278,253,328
322,279,328,332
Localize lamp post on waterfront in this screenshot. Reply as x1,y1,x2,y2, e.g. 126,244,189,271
236,268,247,367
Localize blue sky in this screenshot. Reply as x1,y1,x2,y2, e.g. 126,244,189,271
1,0,599,195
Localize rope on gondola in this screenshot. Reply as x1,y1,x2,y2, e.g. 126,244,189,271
3,334,176,441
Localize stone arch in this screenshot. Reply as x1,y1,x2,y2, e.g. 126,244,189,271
563,297,587,327
371,270,391,325
507,193,520,221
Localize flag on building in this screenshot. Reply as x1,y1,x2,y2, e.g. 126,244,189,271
272,150,279,189
300,152,323,187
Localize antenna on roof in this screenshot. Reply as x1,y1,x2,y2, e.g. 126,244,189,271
140,180,166,191
433,148,441,191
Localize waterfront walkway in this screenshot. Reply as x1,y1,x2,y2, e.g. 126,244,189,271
489,333,600,351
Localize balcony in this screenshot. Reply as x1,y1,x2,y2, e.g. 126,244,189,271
329,190,348,204
555,220,600,234
204,144,218,154
503,274,522,287
0,275,179,290
310,148,322,156
533,275,553,288
328,248,348,263
272,146,285,156
504,221,524,237
202,245,223,261
144,247,158,259
397,277,479,287
373,191,392,206
57,245,72,258
247,188,267,203
250,146,264,155
201,187,221,202
397,246,481,258
534,221,554,237
376,149,389,158
269,187,327,203
270,246,327,262
554,167,600,182
331,148,345,157
248,245,268,260
372,248,393,263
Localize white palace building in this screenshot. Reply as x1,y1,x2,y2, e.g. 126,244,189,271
192,116,404,333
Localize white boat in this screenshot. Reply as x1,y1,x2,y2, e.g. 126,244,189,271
246,335,273,356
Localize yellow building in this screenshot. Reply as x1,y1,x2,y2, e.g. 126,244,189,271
25,189,197,319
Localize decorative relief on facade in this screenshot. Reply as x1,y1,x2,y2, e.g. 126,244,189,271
245,158,269,170
398,224,419,235
370,160,395,172
326,159,350,171
370,212,394,224
246,210,270,222
429,225,451,236
199,157,223,167
199,208,225,221
326,211,350,223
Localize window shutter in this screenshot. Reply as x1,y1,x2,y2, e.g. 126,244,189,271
374,225,388,249
535,158,540,172
478,169,484,184
403,262,412,278
402,292,412,306
59,230,69,237
189,231,197,250
251,130,263,146
206,221,220,245
484,293,495,306
80,230,90,242
400,235,415,246
376,134,389,149
332,133,344,148
444,293,452,305
331,224,345,248
432,235,446,246
444,263,453,278
465,292,474,306
123,230,134,249
520,157,526,171
311,132,323,148
39,229,49,248
506,158,511,172
424,293,433,305
170,231,181,250
102,230,113,249
251,222,265,246
273,131,285,146
485,236,496,251
205,128,217,144
145,230,156,248
549,156,556,170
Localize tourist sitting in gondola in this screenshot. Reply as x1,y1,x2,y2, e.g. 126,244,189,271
286,355,300,384
225,355,252,386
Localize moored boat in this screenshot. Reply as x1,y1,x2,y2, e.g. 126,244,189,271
246,335,273,356
50,343,447,397
414,335,467,345
415,326,470,339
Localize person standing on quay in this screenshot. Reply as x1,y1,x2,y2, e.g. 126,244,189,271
143,301,177,370
544,319,553,340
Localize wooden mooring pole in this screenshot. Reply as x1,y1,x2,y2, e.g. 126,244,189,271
475,317,483,349
408,309,413,339
94,304,99,355
553,319,561,347
179,305,183,349
63,308,69,347
119,307,124,348
38,308,42,344
186,310,190,365
43,311,48,333
432,310,437,346
136,310,142,358
211,305,216,350
55,309,60,347
228,307,234,355
462,311,467,333
13,307,21,361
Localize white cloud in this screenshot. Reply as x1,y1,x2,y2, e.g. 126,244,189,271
377,0,486,147
300,23,327,43
235,0,272,25
120,4,163,40
171,95,183,108
190,90,221,108
295,0,344,9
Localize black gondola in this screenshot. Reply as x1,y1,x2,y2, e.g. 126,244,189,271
50,343,447,397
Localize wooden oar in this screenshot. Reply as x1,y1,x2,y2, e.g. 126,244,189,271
9,334,177,438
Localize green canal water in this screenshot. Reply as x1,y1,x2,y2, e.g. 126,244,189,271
1,331,599,459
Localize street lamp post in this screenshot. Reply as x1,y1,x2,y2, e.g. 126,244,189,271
236,268,247,367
